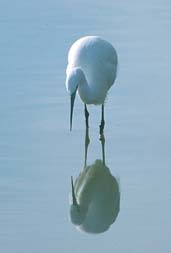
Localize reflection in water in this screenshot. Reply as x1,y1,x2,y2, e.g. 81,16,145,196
69,128,120,234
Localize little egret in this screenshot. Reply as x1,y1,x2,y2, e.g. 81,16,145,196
66,36,118,134
69,128,120,234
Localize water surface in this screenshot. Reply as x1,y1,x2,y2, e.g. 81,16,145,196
0,0,171,252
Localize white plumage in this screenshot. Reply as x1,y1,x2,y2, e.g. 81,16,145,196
65,36,118,130
66,36,117,104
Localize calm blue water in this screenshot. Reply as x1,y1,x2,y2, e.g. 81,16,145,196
0,0,171,252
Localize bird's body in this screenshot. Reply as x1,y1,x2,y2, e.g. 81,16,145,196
66,36,117,105
69,160,120,234
66,36,118,132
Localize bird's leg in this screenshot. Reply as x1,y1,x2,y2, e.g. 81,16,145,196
84,124,90,168
99,104,105,138
84,104,90,167
100,132,106,166
84,104,89,128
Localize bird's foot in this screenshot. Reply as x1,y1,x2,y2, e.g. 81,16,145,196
99,119,105,137
99,132,105,143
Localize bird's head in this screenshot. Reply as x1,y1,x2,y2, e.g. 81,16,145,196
70,176,85,225
66,67,86,130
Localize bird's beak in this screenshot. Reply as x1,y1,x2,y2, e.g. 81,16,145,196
70,89,77,131
71,176,77,205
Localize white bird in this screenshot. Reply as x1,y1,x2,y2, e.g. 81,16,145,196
66,36,118,133
70,160,120,234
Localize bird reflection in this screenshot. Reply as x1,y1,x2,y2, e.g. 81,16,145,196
69,128,120,234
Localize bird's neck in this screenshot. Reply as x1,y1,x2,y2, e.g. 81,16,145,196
77,71,94,104
67,67,94,104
